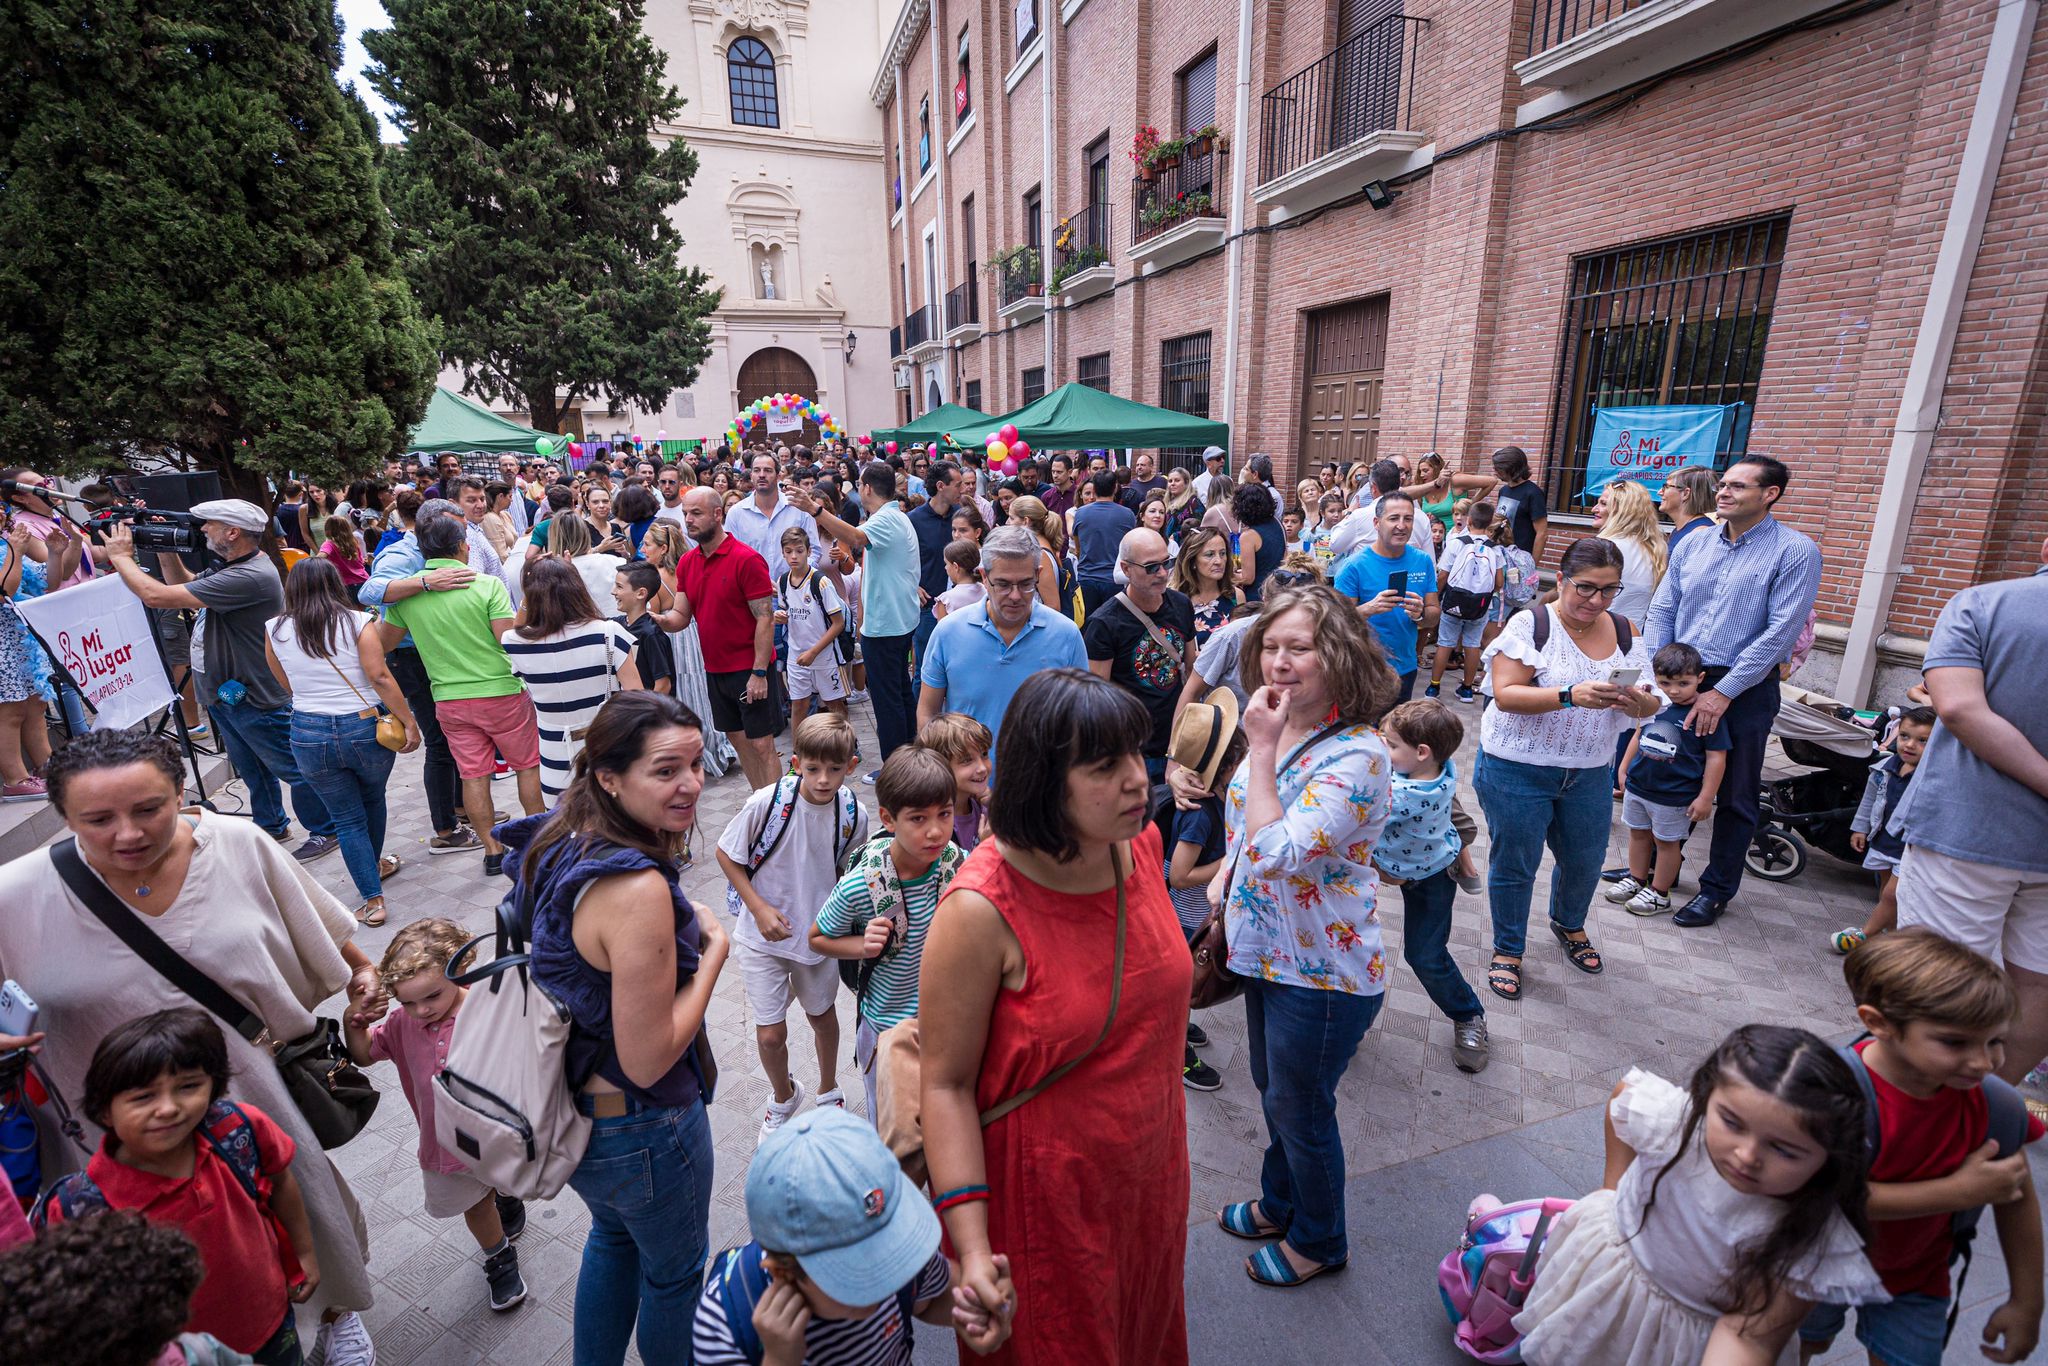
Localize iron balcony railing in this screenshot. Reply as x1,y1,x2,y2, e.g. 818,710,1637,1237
1259,13,1427,186
1054,201,1112,288
945,265,980,331
903,304,936,351
998,253,1044,308
1132,145,1227,246
889,324,903,357
1526,0,1650,56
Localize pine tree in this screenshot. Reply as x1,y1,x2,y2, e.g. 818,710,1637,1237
0,0,439,502
365,0,718,436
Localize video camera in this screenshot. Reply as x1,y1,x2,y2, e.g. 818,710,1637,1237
84,503,206,555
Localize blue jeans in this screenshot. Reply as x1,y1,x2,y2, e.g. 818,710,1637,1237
1473,752,1611,958
209,702,333,842
288,711,394,901
1243,978,1383,1264
912,603,937,672
1400,867,1483,1023
862,631,915,762
568,1096,713,1366
1799,1292,1949,1366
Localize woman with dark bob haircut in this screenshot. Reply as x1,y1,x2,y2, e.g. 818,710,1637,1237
921,668,1193,1364
1232,480,1285,603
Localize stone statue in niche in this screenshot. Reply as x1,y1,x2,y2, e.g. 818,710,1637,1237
759,258,777,299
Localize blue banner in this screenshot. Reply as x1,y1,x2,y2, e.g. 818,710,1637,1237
1582,404,1739,500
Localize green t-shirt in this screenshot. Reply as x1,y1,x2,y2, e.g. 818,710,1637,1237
381,559,523,702
813,855,944,1029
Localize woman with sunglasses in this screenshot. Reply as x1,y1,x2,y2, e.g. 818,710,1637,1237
1474,537,1660,1003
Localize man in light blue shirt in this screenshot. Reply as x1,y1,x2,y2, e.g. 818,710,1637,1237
916,527,1087,753
727,450,826,568
1333,491,1439,700
1644,455,1821,927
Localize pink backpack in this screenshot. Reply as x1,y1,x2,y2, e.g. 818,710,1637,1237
1438,1194,1574,1363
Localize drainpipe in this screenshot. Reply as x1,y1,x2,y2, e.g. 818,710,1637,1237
1218,0,1255,438
931,13,949,401
1042,9,1056,381
896,60,912,413
1838,0,2035,704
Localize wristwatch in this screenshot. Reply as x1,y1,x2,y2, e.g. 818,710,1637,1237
750,668,769,678
1557,687,1575,709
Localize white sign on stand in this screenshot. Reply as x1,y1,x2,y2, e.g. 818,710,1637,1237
15,575,176,732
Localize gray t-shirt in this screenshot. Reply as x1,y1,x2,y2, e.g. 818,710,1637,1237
1193,616,1253,709
1892,566,2048,872
188,553,289,710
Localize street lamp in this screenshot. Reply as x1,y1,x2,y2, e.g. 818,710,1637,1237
844,330,858,363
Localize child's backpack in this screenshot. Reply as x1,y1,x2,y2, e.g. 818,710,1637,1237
1440,534,1499,620
32,1099,274,1229
1500,547,1540,605
838,835,965,996
1438,1194,1574,1363
1835,1040,2032,1344
706,1239,918,1365
433,868,591,1201
726,772,865,922
778,567,852,665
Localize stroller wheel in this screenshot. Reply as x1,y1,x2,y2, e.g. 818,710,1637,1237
1746,826,1807,882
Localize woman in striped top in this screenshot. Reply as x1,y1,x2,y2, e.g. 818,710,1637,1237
504,557,641,805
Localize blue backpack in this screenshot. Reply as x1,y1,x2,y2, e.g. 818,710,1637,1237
30,1099,268,1227
707,1240,919,1365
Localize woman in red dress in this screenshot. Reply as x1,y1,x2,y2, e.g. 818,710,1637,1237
921,668,1193,1365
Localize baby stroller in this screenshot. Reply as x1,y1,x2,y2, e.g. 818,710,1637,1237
1745,686,1881,883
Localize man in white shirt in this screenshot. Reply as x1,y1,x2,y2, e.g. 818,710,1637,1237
495,453,531,534
654,464,691,530
450,476,523,604
727,451,826,568
1191,446,1226,503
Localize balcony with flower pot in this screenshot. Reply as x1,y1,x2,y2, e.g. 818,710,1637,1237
1129,128,1228,274
1252,14,1431,224
994,245,1047,323
1051,202,1114,306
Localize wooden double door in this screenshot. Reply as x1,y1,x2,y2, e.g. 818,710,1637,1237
1301,295,1388,470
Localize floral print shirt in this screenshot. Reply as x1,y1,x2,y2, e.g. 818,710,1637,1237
1222,722,1393,995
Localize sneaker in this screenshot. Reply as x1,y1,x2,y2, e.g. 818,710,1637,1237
1624,886,1672,917
484,852,504,878
495,1194,526,1242
0,777,48,803
429,827,485,855
1182,1044,1222,1092
292,835,339,864
847,689,870,704
1452,864,1485,896
815,1088,845,1110
483,1243,527,1312
1602,875,1645,904
1186,1021,1210,1050
1830,928,1867,955
861,770,879,785
1423,683,1442,699
313,1311,376,1366
759,1078,807,1142
1455,685,1477,703
1453,1018,1490,1074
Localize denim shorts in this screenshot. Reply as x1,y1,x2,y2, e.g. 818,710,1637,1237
1622,791,1691,842
1436,614,1487,649
1799,1292,1948,1366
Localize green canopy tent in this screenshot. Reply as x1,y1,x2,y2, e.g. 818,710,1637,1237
984,382,1230,452
868,401,999,450
405,386,548,455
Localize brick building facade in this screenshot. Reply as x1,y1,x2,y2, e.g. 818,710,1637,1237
870,0,2048,703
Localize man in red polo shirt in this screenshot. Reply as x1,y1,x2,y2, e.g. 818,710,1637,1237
671,487,780,787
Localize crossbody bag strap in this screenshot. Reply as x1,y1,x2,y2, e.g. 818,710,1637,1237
1113,592,1177,662
980,844,1128,1126
49,839,270,1046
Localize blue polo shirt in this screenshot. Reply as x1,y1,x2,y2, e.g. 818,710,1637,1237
919,600,1088,751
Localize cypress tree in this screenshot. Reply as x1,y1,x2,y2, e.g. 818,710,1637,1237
0,0,438,501
365,0,718,436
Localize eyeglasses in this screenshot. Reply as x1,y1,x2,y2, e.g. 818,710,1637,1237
1563,579,1623,600
1716,479,1759,493
985,576,1037,597
1122,558,1172,576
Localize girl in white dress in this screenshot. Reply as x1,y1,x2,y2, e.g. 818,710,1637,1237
1514,1024,1886,1366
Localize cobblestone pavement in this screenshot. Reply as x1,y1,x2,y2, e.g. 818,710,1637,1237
252,693,2042,1365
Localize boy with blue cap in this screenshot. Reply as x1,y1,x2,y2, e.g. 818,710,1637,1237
693,1108,1013,1364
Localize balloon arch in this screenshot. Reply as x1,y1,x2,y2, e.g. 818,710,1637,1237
727,393,844,449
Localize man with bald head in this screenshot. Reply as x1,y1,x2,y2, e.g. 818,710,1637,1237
666,486,781,787
1084,527,1199,782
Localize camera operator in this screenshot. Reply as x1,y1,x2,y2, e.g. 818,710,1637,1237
102,499,339,863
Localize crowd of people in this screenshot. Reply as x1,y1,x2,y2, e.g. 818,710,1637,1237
0,434,2043,1366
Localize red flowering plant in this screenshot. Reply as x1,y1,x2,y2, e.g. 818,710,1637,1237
1129,125,1162,168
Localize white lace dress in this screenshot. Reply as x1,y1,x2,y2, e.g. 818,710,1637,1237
1478,609,1658,769
1514,1069,1886,1365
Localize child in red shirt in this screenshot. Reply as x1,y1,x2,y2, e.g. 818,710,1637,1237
35,1007,317,1365
1799,930,2045,1366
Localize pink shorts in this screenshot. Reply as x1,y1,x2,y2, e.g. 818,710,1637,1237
438,691,541,779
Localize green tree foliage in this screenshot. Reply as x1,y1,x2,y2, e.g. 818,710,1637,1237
0,1,438,502
365,0,718,436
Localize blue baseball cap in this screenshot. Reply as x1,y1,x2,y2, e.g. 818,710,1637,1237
745,1108,940,1306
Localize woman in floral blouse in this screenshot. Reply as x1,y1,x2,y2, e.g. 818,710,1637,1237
1211,586,1400,1288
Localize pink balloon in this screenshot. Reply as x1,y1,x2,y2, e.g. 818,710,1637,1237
885,441,898,454
1010,440,1032,462
1001,456,1019,475
656,429,668,440
984,431,998,447
999,424,1019,445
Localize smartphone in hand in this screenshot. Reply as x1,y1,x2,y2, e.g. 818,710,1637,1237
1609,667,1641,689
1388,571,1409,598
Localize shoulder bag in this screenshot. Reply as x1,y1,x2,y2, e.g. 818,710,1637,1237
50,839,380,1148
317,642,407,753
1189,720,1355,1011
873,844,1129,1186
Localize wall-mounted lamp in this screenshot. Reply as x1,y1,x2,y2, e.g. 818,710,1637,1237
844,330,858,363
1363,180,1402,211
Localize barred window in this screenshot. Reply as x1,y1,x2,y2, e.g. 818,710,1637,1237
1078,353,1111,391
1160,332,1212,467
1545,213,1789,510
728,38,780,129
964,380,982,413
1021,367,1047,404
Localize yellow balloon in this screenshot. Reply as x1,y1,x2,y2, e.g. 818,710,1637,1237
986,440,1009,463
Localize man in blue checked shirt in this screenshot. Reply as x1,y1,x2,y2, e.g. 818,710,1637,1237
1645,455,1821,928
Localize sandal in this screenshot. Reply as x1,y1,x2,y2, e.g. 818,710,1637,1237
1486,957,1523,1001
1246,1242,1346,1288
378,854,402,881
355,897,387,928
1551,923,1603,975
1218,1201,1282,1241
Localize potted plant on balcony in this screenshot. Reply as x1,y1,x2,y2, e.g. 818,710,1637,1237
989,245,1043,301
1150,135,1187,174
1051,243,1108,294
1130,125,1162,180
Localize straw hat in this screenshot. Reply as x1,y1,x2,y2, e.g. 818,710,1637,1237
1170,687,1242,792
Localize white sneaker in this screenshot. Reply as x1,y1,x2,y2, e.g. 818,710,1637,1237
1624,886,1672,917
314,1311,377,1366
846,688,870,704
815,1088,845,1109
758,1078,807,1143
1602,875,1645,904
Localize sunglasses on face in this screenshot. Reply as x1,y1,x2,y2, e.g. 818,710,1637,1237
1123,558,1171,576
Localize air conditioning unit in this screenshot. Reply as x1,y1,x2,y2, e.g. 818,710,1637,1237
893,363,912,390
